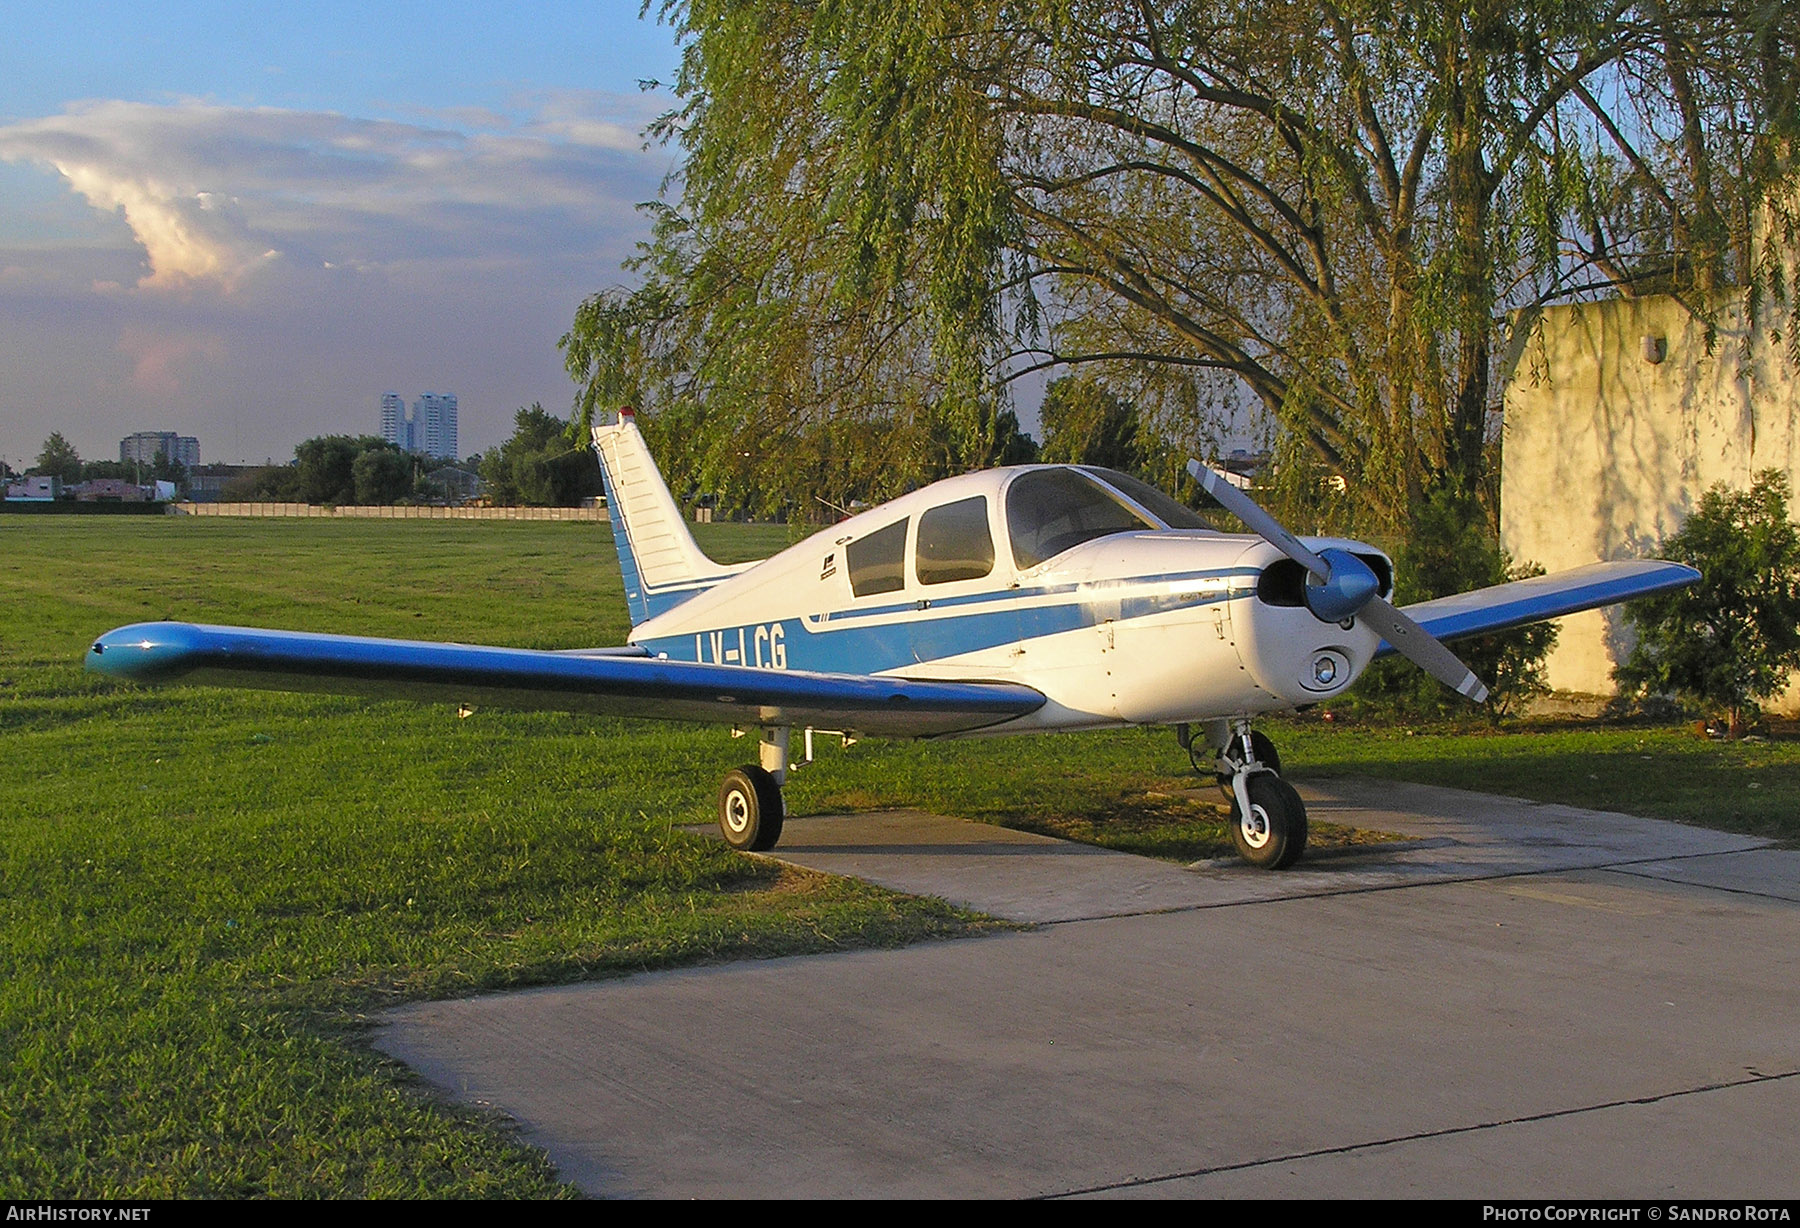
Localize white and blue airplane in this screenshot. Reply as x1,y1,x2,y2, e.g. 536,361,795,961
87,409,1697,869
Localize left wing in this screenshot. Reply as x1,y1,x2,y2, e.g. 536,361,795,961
86,622,1045,738
1379,559,1700,653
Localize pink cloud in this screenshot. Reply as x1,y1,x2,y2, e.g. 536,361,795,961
118,326,226,397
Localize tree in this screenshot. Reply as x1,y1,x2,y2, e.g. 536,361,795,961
481,405,603,507
35,432,82,485
1616,471,1800,735
220,466,300,502
1037,376,1142,473
991,406,1040,467
353,448,414,506
83,454,189,491
292,436,362,505
282,435,409,504
569,0,1797,532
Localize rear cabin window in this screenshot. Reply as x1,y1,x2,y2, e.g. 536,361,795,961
915,496,994,585
846,518,908,597
1006,468,1156,570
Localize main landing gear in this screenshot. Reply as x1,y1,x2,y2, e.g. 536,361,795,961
718,727,789,851
1181,718,1309,870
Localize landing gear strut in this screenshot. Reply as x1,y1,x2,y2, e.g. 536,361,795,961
718,726,788,851
1181,718,1308,870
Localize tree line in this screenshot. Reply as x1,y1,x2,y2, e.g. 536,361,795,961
217,406,604,507
15,432,190,490
223,436,467,505
15,408,606,508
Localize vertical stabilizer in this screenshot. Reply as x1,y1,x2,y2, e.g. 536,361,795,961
591,409,731,625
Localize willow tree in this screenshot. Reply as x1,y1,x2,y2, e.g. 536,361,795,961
565,0,1798,528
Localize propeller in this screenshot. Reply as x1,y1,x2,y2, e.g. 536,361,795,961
1187,460,1489,703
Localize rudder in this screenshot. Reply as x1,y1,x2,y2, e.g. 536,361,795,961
591,408,736,626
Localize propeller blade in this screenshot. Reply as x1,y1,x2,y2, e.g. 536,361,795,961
1186,460,1331,579
1185,457,1490,704
1359,598,1490,703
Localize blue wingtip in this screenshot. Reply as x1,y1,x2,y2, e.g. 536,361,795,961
86,621,208,683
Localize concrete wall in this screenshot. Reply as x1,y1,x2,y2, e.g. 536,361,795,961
171,502,607,521
1500,267,1800,707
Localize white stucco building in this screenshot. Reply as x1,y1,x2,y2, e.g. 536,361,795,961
1500,222,1800,709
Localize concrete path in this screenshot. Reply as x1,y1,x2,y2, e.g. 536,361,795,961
376,779,1800,1199
760,778,1772,920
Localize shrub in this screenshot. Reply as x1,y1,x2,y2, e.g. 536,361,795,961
1615,470,1800,736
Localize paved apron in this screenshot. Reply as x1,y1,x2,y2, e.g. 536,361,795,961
377,779,1800,1198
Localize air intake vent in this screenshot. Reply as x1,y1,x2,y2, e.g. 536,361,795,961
1256,559,1309,607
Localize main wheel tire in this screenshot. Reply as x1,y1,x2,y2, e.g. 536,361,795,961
1214,730,1281,795
1229,773,1308,870
718,764,785,852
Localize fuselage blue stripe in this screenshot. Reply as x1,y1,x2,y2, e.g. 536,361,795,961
636,586,1246,674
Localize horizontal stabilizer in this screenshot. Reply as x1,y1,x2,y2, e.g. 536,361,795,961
86,622,1045,739
1378,560,1700,655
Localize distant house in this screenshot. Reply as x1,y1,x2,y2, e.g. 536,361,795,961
73,478,149,502
4,475,61,501
1218,447,1270,491
381,391,459,460
120,431,199,468
186,464,262,503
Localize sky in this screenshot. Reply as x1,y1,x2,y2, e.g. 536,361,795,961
0,1,685,467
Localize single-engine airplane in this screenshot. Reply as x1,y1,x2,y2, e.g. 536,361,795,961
87,410,1697,869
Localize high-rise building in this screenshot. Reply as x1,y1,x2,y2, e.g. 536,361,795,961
379,393,407,451
378,391,458,459
415,392,457,460
120,431,199,468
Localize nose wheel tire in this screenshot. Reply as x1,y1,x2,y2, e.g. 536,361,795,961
719,765,785,852
1230,773,1307,870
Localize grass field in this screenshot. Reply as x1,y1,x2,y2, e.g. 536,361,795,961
4,515,1795,1197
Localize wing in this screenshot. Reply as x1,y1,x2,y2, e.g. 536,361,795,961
1376,559,1700,654
85,622,1045,738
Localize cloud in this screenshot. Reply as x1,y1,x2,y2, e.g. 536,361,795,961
0,95,669,292
118,324,228,396
0,93,675,461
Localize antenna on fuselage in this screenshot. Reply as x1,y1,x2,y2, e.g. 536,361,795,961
814,494,853,521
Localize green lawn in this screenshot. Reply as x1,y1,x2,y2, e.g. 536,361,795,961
3,515,1793,1196
0,517,978,1197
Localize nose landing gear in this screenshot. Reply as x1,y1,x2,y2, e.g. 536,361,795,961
1180,718,1309,870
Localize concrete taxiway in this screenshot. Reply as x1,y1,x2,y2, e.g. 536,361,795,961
376,779,1800,1198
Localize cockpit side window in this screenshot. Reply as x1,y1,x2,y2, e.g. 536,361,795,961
916,496,994,585
847,518,909,597
1006,469,1156,570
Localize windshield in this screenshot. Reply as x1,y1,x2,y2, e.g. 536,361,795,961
1081,467,1216,531
1006,468,1157,569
